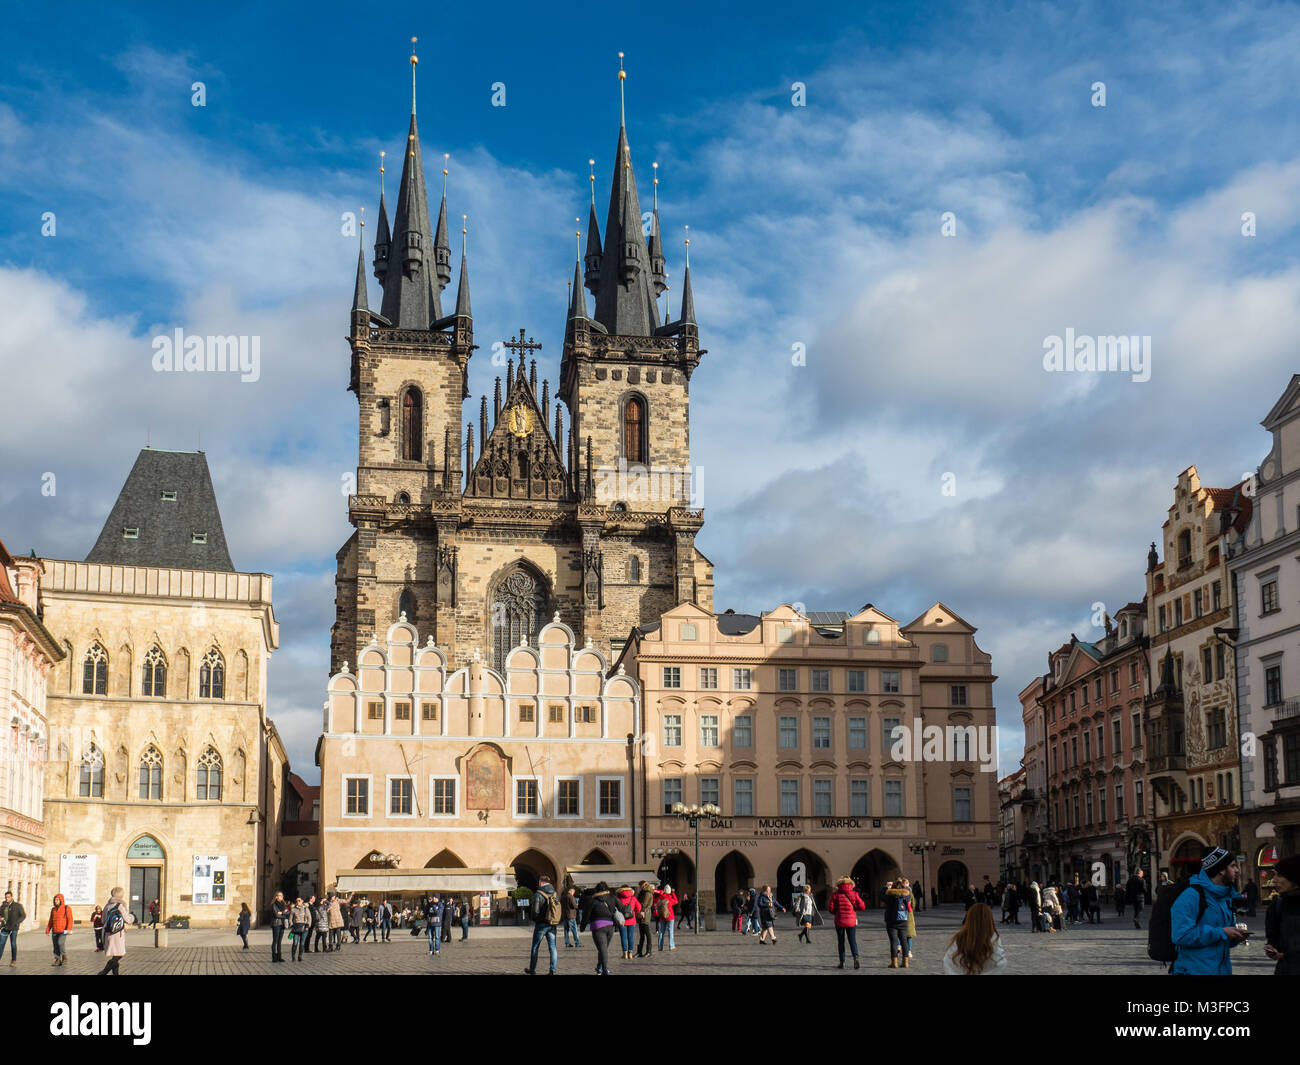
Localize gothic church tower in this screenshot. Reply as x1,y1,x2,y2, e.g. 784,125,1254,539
332,53,711,676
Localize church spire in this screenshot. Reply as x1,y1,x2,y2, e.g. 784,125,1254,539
584,159,602,295
593,53,658,336
373,152,390,284
434,154,452,292
454,217,472,320
679,228,696,325
648,161,666,297
352,208,369,313
380,40,436,329
569,225,588,322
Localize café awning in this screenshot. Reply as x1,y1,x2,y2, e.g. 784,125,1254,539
334,867,511,892
564,866,658,889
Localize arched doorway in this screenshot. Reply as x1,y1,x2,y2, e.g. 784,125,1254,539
937,860,970,903
851,849,901,907
714,850,755,913
511,849,558,892
426,849,468,868
580,848,613,865
654,852,695,897
282,860,319,899
126,834,166,926
776,848,829,909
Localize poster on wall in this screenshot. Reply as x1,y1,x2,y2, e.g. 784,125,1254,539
478,892,491,923
59,854,97,906
192,854,228,905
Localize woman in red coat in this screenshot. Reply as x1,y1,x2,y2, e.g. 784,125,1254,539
652,884,678,952
826,876,866,969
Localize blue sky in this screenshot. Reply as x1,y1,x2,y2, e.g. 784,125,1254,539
4,0,1300,781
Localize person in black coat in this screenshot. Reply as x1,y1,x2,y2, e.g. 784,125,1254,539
1265,855,1300,976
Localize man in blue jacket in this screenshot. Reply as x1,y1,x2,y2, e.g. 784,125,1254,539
1171,848,1248,974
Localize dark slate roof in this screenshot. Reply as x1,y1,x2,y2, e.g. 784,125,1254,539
716,612,762,636
86,449,235,571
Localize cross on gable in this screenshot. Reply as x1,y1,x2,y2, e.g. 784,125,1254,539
502,328,542,357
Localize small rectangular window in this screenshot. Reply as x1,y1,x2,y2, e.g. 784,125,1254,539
432,778,456,815
192,532,208,544
516,778,539,816
811,669,830,692
346,777,369,816
776,625,794,643
850,779,869,816
779,779,800,815
883,716,902,751
1262,580,1280,615
812,716,831,749
680,623,697,641
1212,581,1222,610
367,701,383,720
699,667,718,689
882,671,900,694
884,779,903,817
950,685,968,706
662,667,681,689
599,779,622,817
557,779,580,817
733,715,753,748
519,704,535,723
160,490,177,502
778,668,798,691
663,777,683,813
848,717,868,750
549,704,564,723
733,668,752,690
700,714,719,747
123,527,139,539
663,714,682,747
422,703,437,720
700,777,721,806
778,715,798,748
847,670,865,692
578,705,596,723
954,786,972,822
394,701,411,721
389,777,413,816
733,778,754,815
813,778,832,815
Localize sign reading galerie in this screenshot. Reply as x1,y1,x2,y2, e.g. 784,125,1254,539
59,853,97,906
192,855,229,904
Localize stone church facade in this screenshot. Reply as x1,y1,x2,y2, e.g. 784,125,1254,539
331,63,712,679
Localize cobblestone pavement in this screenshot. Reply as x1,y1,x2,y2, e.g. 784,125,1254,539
0,910,1274,976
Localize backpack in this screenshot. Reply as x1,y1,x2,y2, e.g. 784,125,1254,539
654,896,672,920
1147,883,1207,963
105,904,126,936
540,890,562,925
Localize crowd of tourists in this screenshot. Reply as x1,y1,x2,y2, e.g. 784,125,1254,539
267,891,475,962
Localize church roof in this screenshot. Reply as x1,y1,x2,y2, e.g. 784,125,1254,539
86,449,235,571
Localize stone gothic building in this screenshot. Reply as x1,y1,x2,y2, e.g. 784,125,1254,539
331,68,712,676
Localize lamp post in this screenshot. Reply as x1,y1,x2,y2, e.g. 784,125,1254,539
671,801,720,934
908,840,936,910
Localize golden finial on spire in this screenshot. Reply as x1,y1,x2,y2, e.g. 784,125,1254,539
442,153,449,197
618,52,626,127
462,213,468,254
652,161,659,211
410,37,419,114
588,159,596,206
575,218,582,261
360,205,365,246
684,224,690,266
379,151,386,200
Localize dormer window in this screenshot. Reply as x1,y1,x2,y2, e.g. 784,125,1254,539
123,527,139,539
160,490,177,502
192,532,208,544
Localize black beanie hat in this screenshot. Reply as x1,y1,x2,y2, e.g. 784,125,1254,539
1202,847,1233,878
1273,854,1300,885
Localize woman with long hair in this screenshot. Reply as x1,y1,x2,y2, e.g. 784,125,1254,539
755,884,785,943
943,902,1007,975
236,902,251,949
91,905,105,952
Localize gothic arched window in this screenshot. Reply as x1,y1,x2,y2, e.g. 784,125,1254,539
139,745,163,800
82,643,108,695
141,646,167,697
491,568,548,672
623,395,646,464
199,648,225,700
399,589,416,622
196,746,223,801
629,557,641,583
402,388,423,461
79,744,104,798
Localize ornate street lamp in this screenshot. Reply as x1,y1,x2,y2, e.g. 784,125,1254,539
671,801,720,934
